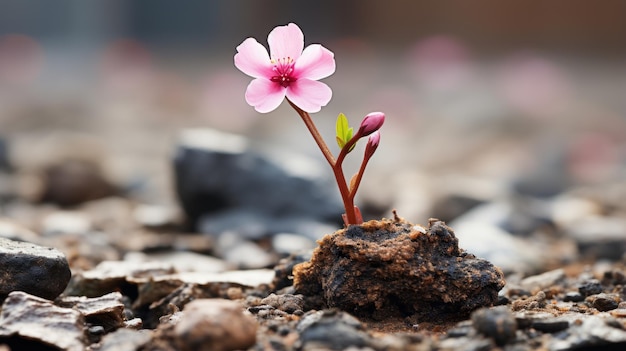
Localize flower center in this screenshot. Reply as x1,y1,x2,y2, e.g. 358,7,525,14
270,57,296,88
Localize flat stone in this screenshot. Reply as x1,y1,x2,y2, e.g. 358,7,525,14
58,292,126,332
520,268,566,293
0,291,85,351
0,237,71,301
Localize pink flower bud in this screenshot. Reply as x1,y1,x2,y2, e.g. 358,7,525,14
364,131,380,159
357,112,385,137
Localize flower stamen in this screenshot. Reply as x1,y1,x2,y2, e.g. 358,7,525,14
270,57,296,87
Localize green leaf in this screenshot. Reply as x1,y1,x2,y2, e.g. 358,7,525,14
335,113,353,149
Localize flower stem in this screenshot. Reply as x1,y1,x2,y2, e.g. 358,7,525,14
287,99,335,166
287,99,359,225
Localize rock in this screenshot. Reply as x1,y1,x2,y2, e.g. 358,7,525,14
0,237,71,301
0,291,85,351
260,293,304,314
471,306,517,346
65,260,175,297
587,293,620,312
57,292,127,333
564,291,584,302
96,328,152,351
39,158,118,207
272,232,317,255
519,268,566,293
564,215,626,260
450,217,551,274
549,315,626,350
171,299,257,351
216,231,277,269
578,279,603,297
173,128,343,232
293,216,505,321
530,317,570,333
297,309,374,350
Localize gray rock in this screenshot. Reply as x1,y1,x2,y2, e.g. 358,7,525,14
549,315,626,350
471,306,517,346
450,211,554,274
260,293,304,314
519,268,566,293
0,291,85,351
173,128,343,233
297,309,374,350
0,237,71,301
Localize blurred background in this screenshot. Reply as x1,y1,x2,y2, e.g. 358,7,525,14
1,0,626,224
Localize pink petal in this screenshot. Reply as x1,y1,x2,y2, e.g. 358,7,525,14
268,23,304,61
286,79,332,113
245,78,286,113
234,38,272,78
295,44,336,80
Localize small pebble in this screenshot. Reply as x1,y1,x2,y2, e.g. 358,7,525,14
578,279,603,297
587,293,620,312
564,291,584,302
531,318,570,333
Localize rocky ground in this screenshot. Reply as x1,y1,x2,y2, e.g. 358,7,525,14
0,128,625,351
1,51,626,350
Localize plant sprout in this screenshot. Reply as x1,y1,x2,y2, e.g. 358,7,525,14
235,23,384,226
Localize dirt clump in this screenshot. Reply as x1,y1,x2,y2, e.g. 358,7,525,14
293,214,506,322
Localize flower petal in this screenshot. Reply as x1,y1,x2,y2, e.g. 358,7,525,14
286,79,332,113
295,44,336,80
235,38,272,78
245,78,286,113
268,23,304,61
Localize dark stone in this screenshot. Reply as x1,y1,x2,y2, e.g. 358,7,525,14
471,306,517,346
564,291,584,302
531,318,570,333
173,128,343,233
0,238,71,302
293,217,505,322
297,309,373,350
587,293,620,312
578,279,603,297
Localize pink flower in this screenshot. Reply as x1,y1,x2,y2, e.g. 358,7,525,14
234,23,336,113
